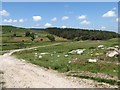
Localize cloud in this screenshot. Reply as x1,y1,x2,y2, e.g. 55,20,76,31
78,15,87,19
112,7,116,10
51,17,57,22
61,26,67,28
0,10,10,16
80,20,91,25
3,19,13,23
44,23,52,27
13,20,18,22
3,19,25,23
62,16,69,20
116,18,120,22
102,10,116,17
32,16,42,21
101,26,106,29
19,19,25,22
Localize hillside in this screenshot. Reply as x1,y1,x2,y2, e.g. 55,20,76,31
44,27,119,40
1,25,67,43
1,25,67,51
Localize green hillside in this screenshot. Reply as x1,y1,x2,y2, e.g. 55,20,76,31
1,25,67,43
1,25,67,51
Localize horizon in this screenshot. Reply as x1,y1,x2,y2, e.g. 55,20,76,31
1,25,119,34
0,2,118,33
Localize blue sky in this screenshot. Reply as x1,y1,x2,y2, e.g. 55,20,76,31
0,2,118,32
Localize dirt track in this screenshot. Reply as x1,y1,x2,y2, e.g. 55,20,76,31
0,44,117,88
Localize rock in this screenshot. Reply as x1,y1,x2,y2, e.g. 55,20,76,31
40,53,49,55
88,59,97,63
68,49,85,54
106,51,119,57
107,47,116,50
39,55,42,58
95,53,100,55
51,54,53,56
114,46,119,48
34,53,38,55
57,55,60,57
64,55,68,57
98,45,104,48
68,58,79,64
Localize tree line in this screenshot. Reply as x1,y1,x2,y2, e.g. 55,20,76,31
44,27,119,41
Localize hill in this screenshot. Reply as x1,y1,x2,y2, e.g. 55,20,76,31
1,25,67,50
1,25,67,43
44,27,119,40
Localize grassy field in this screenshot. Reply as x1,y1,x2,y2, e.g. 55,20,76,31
1,26,119,85
13,38,119,85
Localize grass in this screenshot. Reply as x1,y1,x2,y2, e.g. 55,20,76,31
1,41,61,50
13,39,119,77
67,74,118,85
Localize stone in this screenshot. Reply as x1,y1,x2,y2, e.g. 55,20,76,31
88,59,97,63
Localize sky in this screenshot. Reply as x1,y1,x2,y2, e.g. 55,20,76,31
0,2,118,32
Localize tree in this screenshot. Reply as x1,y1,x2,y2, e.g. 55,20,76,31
30,33,35,41
46,35,55,41
25,31,31,37
74,37,80,41
12,33,16,37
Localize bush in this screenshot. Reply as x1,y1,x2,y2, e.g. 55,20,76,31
25,31,31,37
12,33,16,37
30,33,35,41
74,37,80,41
46,35,55,41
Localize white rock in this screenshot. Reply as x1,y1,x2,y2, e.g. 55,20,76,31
51,54,53,56
106,51,119,57
98,45,104,48
40,53,49,55
68,49,85,54
57,55,60,57
39,55,42,58
107,47,115,50
34,53,38,55
115,46,119,48
64,55,68,57
88,59,97,63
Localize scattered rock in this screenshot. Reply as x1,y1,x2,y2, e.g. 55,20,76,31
68,58,79,64
68,49,85,54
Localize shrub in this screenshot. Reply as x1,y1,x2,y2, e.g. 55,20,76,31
25,31,31,37
46,35,55,41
